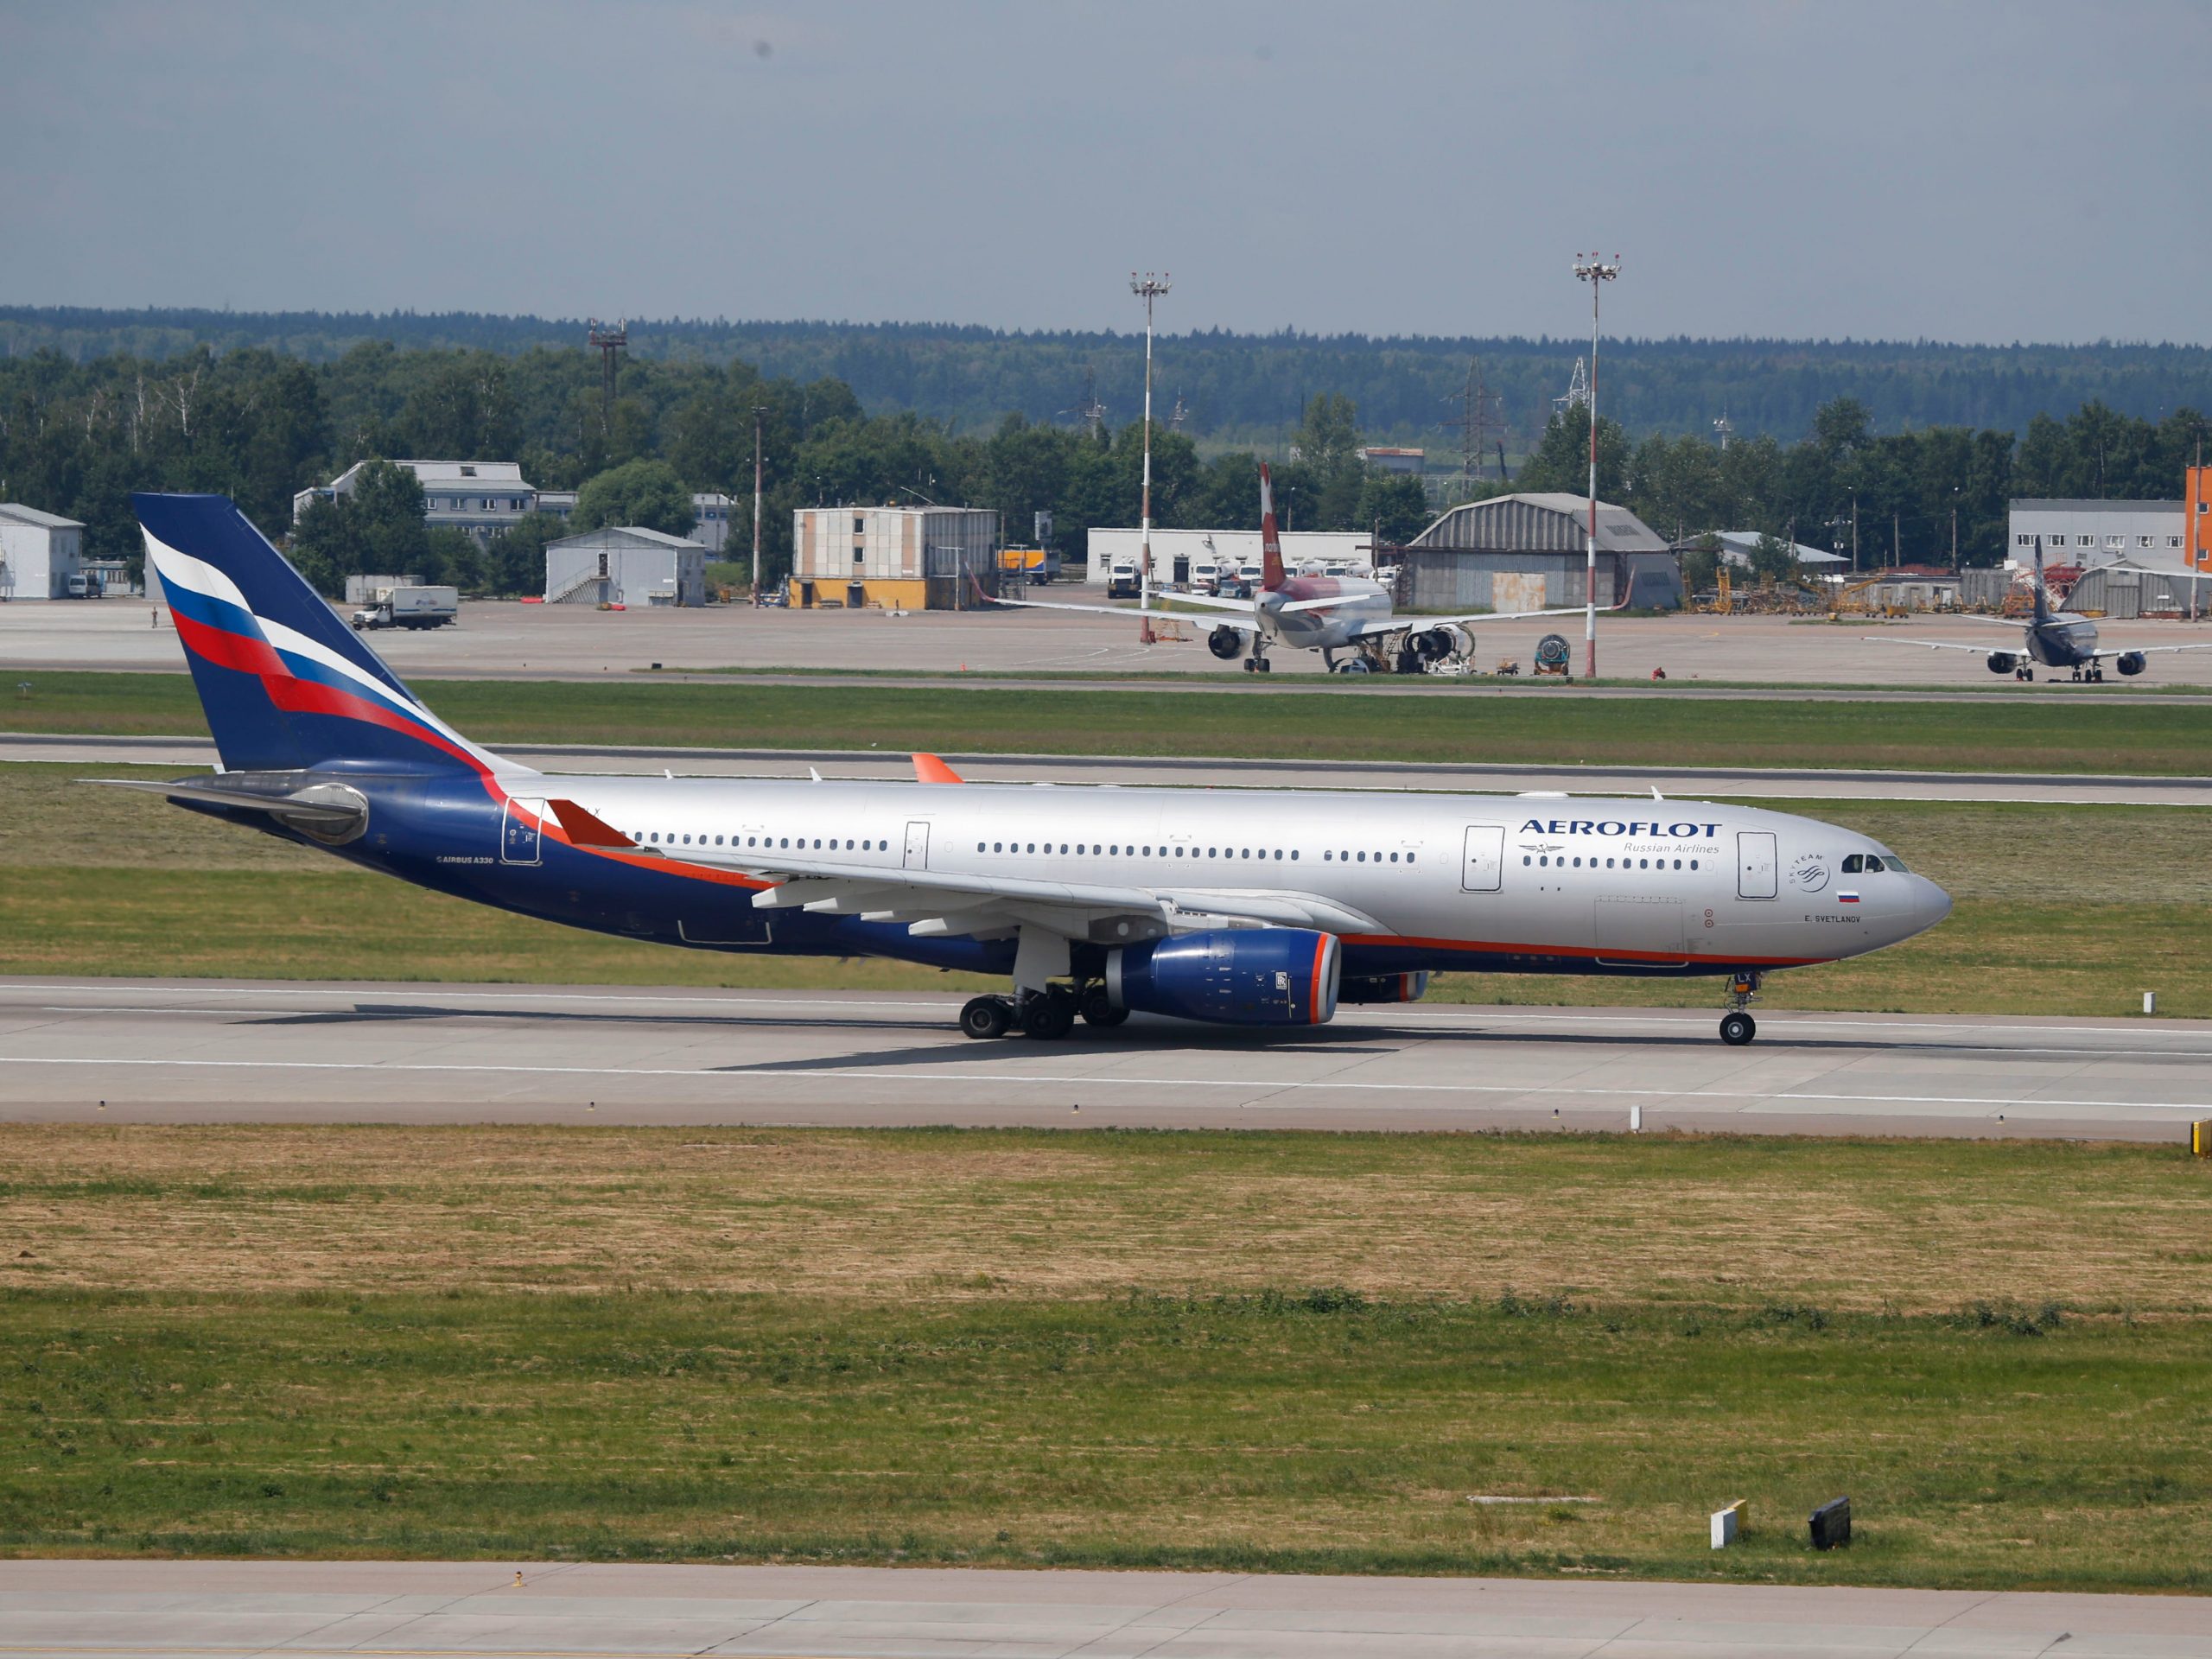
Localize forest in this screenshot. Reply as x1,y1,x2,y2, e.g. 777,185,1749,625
5,305,2209,450
0,337,2202,594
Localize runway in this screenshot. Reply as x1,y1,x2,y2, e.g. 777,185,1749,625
4,977,2208,1141
16,732,2212,804
5,1559,2209,1658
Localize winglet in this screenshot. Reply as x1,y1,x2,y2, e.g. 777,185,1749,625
1258,462,1287,592
548,798,634,848
913,753,964,785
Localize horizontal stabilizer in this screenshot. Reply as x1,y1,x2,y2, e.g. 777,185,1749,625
81,776,369,834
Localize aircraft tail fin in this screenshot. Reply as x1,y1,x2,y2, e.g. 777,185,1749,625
135,493,509,778
2031,534,2053,625
1259,462,1287,591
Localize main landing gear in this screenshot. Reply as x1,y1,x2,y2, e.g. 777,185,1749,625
2069,664,2107,683
959,982,1124,1040
1243,645,1273,674
1719,973,1761,1046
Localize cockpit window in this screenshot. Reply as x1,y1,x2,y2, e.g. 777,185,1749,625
1880,855,1910,873
1842,853,1864,874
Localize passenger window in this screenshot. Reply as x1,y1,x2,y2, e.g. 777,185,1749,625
1291,850,1300,861
1406,853,1414,864
1391,853,1400,863
1522,855,1531,865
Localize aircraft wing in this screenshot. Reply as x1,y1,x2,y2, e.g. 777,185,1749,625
684,846,1381,941
984,591,1262,632
1862,636,2011,653
2101,640,2212,656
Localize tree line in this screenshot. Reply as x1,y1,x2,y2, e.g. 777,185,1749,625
6,305,2209,451
0,340,2202,598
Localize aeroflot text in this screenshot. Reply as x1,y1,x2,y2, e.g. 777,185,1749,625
1520,819,1724,838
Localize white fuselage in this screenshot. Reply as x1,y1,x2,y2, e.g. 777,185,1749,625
509,773,1949,975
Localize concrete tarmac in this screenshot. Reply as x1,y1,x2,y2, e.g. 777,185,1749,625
16,594,2212,691
4,977,2208,1141
16,733,2212,804
5,1559,2209,1658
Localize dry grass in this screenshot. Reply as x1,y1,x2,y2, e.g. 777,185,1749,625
4,1125,2206,1315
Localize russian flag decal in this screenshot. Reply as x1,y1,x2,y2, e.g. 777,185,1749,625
1838,891,1859,904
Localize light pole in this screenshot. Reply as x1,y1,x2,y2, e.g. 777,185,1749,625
751,405,766,604
1132,271,1171,644
1573,252,1620,680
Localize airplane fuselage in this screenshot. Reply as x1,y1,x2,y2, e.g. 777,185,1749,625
1253,575,1394,652
278,772,1948,986
2026,611,2101,668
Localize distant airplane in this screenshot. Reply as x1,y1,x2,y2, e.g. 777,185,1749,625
989,463,1618,674
105,492,1949,1047
1872,536,2212,682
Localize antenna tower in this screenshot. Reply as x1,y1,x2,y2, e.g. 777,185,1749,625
1554,355,1588,416
586,318,628,435
1061,367,1107,436
1713,407,1733,451
1440,358,1504,492
1168,391,1190,431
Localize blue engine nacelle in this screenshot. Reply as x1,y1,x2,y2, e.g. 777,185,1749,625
1338,970,1431,1004
1107,928,1340,1026
1986,651,2018,675
2117,652,2148,677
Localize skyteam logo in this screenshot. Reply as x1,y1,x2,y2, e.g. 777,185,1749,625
1789,854,1830,893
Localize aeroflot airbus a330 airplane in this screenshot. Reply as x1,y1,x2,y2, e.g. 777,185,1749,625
111,493,1951,1046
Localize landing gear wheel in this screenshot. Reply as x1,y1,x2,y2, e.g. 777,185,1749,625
959,995,1014,1040
1719,1011,1757,1046
1255,657,1272,674
1080,988,1128,1027
1020,994,1077,1040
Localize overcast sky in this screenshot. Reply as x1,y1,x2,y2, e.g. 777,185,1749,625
5,0,2204,344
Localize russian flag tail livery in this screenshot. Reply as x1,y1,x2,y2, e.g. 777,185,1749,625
135,493,506,778
1258,462,1287,592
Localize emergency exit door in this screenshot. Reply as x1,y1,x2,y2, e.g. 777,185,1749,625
903,820,930,869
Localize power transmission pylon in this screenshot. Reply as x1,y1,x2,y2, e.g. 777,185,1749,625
1060,368,1107,436
1440,358,1503,497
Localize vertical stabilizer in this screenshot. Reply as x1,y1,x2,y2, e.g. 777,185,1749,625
1259,462,1287,591
2031,534,2053,626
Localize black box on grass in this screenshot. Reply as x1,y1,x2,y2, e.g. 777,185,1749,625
1809,1496,1851,1549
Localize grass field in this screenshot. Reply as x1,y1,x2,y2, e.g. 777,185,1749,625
4,764,2207,1014
12,668,2212,772
3,1126,2208,1587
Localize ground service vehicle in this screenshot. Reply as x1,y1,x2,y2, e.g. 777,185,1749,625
63,571,104,598
1105,559,1141,598
350,584,458,631
111,492,1952,1049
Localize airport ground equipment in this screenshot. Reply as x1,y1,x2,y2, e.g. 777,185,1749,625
1809,1496,1852,1550
1533,633,1573,677
350,584,457,631
108,492,1955,1048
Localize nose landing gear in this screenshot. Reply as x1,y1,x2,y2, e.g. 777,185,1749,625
1719,973,1761,1046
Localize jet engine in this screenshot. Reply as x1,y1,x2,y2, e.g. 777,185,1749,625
1105,928,1340,1026
1408,626,1467,662
2117,652,2148,677
1985,652,2018,675
1338,970,1431,1004
1208,626,1244,660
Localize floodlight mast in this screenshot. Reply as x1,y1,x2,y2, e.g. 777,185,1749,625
1132,272,1171,644
1573,253,1620,680
750,405,766,604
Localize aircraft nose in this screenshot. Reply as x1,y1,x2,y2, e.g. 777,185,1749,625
1915,876,1953,929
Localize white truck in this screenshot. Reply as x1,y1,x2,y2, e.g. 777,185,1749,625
350,584,458,631
1105,559,1141,599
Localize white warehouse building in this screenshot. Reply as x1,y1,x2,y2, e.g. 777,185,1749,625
543,526,707,607
1086,526,1373,588
0,504,87,600
2007,499,2187,570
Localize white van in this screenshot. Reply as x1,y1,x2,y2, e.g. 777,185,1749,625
1190,559,1222,595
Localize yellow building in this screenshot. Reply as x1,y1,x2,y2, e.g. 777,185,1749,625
789,505,999,610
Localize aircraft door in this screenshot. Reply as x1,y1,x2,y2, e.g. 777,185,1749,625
1737,830,1777,899
500,798,546,866
1460,824,1504,892
903,820,930,870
